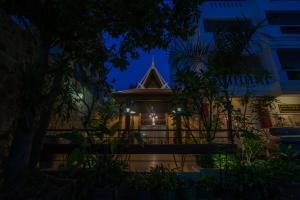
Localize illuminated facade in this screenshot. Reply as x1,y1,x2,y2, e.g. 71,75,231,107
113,59,229,145
169,0,300,129
113,60,173,143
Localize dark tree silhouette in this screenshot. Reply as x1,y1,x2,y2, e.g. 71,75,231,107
1,0,202,186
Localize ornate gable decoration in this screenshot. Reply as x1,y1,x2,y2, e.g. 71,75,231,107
137,58,169,89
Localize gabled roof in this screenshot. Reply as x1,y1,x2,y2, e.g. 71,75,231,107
137,58,169,89
113,58,171,99
113,88,172,95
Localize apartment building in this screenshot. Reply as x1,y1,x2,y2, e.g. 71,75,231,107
170,0,300,128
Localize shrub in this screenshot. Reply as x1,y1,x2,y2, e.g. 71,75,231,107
148,164,177,191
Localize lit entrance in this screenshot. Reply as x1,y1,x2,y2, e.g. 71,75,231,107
140,125,167,144
140,105,168,144
113,59,172,144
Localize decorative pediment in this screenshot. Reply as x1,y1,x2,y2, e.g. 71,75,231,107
137,58,169,89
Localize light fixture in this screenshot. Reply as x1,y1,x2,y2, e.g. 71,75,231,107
78,93,84,99
149,112,158,125
130,110,136,114
126,107,130,113
177,107,182,112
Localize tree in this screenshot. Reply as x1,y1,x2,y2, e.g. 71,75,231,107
169,19,271,144
173,67,222,143
2,0,202,185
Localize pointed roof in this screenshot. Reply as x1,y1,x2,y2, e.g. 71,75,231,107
113,58,172,98
137,57,169,89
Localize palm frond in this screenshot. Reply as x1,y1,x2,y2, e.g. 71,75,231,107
169,35,210,71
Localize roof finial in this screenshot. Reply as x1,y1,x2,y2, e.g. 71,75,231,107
151,55,155,67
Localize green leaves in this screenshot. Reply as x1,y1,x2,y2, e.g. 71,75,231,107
149,164,177,191
94,121,120,139
66,148,83,167
59,129,84,144
132,132,144,145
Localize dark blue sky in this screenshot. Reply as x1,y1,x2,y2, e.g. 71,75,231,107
108,49,170,91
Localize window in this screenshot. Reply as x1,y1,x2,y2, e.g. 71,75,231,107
280,26,300,34
266,11,300,25
277,49,300,80
204,19,252,32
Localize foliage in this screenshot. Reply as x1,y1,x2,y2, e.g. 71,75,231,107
128,172,151,191
169,19,271,144
59,129,94,169
149,164,177,191
195,154,237,169
2,0,203,182
250,96,278,119
196,173,219,199
94,98,120,127
267,145,300,182
0,132,11,172
0,156,128,200
233,93,279,165
89,155,128,187
193,146,300,200
172,67,223,143
196,154,215,168
226,147,300,200
240,133,265,165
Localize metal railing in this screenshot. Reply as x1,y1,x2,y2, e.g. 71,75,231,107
45,129,231,144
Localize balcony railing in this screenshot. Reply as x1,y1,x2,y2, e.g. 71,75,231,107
205,0,246,8
45,128,231,145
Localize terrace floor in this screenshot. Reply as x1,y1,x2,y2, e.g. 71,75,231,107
123,154,200,172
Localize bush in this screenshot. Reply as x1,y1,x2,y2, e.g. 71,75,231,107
196,173,219,199
149,164,177,192
128,172,150,191
224,146,300,200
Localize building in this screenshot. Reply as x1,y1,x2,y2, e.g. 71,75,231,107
42,0,300,170
169,0,300,129
113,59,173,144
113,59,229,145
42,59,233,171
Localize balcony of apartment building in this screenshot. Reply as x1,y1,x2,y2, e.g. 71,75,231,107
200,0,252,19
274,48,300,92
264,9,300,39
264,0,300,11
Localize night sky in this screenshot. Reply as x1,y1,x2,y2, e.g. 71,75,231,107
108,48,170,91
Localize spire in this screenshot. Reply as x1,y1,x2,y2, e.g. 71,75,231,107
137,57,170,89
151,56,155,67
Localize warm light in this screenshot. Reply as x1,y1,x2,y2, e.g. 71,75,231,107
149,112,158,125
78,93,84,99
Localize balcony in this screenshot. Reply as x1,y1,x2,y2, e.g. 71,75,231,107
43,129,236,171
44,129,234,153
204,0,247,9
